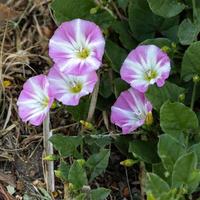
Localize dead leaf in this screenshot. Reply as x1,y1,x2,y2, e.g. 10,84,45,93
0,3,19,25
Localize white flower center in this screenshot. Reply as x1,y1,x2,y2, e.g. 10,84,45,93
77,48,90,59
144,69,158,82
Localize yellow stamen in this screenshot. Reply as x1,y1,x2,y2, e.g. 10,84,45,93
77,48,90,59
144,70,157,82
70,83,82,93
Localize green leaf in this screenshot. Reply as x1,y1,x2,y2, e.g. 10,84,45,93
67,97,90,121
58,161,70,181
75,193,86,200
113,78,129,97
158,134,185,173
90,188,111,200
129,140,160,163
99,71,113,98
68,161,88,189
128,0,179,41
51,0,95,24
86,149,110,181
49,134,82,157
160,102,199,134
105,40,127,73
181,41,200,81
141,38,171,48
117,0,129,11
178,19,199,45
112,21,137,50
147,0,185,18
146,81,185,111
188,143,200,167
172,152,200,192
146,173,170,198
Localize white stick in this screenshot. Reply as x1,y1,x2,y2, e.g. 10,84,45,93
43,112,55,193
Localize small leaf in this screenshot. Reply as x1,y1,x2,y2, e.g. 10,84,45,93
181,41,200,81
105,40,127,73
99,71,113,98
146,81,185,111
75,193,86,200
158,134,185,173
178,18,199,45
160,102,199,134
129,140,160,163
68,161,88,189
147,0,185,18
49,134,82,157
146,173,170,198
86,149,110,181
172,152,200,192
90,188,111,200
113,78,129,97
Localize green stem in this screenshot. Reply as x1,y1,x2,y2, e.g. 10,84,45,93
192,0,197,21
190,81,197,110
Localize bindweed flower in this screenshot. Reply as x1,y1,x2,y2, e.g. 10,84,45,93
49,19,105,75
111,88,152,134
17,75,54,126
120,45,171,93
48,67,98,106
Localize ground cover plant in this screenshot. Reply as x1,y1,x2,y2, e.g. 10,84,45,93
1,0,200,199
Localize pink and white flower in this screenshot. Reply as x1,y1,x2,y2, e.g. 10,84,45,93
48,66,98,106
120,45,171,93
111,88,152,134
17,75,54,126
49,19,105,75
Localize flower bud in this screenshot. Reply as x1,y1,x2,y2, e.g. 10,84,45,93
90,7,98,14
164,171,170,178
145,112,153,126
193,75,200,83
54,170,62,179
77,159,86,167
178,93,185,102
120,159,137,167
80,120,94,130
43,154,59,161
161,46,170,53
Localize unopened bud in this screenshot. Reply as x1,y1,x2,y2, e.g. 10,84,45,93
120,159,137,167
54,170,62,179
51,101,57,109
161,46,170,53
145,112,153,126
77,159,86,167
178,93,185,102
193,75,200,83
147,193,156,200
90,7,98,14
80,120,94,130
43,154,59,161
164,171,170,178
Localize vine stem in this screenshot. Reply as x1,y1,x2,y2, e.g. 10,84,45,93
192,0,197,21
190,81,197,110
139,161,145,200
125,167,134,200
43,112,55,193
